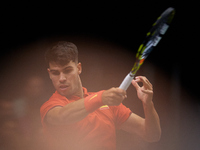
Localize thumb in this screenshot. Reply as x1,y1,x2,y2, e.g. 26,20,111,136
131,79,140,90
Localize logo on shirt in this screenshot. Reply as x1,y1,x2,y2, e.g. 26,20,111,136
99,105,109,110
89,94,97,101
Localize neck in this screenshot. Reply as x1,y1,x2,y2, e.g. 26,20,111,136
76,85,84,99
77,76,84,98
67,76,84,99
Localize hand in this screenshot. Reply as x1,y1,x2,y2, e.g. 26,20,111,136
131,76,153,105
102,88,127,106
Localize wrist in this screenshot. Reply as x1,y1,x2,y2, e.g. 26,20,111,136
143,101,154,108
84,90,104,113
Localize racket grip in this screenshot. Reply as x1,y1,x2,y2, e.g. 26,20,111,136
119,73,134,91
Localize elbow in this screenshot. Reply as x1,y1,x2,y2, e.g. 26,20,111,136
144,129,162,143
146,133,161,143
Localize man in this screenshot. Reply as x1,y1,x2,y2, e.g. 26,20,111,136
40,41,161,150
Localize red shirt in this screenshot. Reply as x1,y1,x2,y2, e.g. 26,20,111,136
40,87,132,150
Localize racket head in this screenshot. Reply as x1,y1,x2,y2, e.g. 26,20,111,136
131,7,175,75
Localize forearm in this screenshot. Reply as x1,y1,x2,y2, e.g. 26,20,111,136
59,98,89,124
46,98,89,125
47,91,104,125
143,101,161,142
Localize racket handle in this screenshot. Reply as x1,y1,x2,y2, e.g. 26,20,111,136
119,73,134,91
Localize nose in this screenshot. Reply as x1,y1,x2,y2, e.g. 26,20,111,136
59,72,66,83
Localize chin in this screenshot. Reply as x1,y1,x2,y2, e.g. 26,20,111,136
59,91,68,96
58,89,71,98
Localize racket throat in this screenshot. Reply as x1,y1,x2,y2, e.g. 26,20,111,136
129,72,135,77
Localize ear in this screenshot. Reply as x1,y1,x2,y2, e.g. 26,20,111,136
47,68,52,79
77,62,82,75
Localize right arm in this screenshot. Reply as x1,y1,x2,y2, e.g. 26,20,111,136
45,88,126,126
46,98,88,125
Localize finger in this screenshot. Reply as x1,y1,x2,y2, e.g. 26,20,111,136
131,79,140,90
144,78,153,89
141,89,153,95
136,76,152,90
116,88,126,95
114,88,127,99
134,76,141,82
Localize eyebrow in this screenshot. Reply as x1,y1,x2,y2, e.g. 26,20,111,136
49,66,73,72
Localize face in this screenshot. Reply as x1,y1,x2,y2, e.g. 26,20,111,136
47,61,82,98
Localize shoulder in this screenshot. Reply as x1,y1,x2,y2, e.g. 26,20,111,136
40,91,69,122
42,91,68,108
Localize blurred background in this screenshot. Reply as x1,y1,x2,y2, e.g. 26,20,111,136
0,1,199,150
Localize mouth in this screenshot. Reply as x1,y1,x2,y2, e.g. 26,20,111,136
59,85,69,91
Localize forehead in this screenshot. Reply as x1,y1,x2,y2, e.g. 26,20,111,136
49,61,76,70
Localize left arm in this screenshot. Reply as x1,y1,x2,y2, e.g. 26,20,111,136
121,76,161,142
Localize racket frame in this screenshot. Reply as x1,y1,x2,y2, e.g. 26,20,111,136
119,7,175,90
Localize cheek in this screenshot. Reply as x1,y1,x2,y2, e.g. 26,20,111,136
51,77,59,87
69,73,79,84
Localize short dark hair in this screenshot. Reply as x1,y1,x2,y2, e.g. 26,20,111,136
45,41,78,67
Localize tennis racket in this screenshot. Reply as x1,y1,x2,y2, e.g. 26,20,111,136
119,7,175,90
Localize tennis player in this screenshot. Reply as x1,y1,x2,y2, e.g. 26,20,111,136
40,41,161,150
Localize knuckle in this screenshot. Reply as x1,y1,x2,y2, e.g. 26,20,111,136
110,92,115,97
141,76,146,79
142,76,146,79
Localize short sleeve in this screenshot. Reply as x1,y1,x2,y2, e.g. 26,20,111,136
40,92,70,126
110,103,132,129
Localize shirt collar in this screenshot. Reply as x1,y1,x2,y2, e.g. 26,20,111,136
56,87,90,101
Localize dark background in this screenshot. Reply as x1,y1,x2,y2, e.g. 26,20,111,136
0,1,199,150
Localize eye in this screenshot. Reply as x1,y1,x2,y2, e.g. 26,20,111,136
63,68,73,74
51,71,60,76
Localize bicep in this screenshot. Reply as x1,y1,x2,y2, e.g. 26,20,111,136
121,113,145,136
45,106,63,126
45,99,88,126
